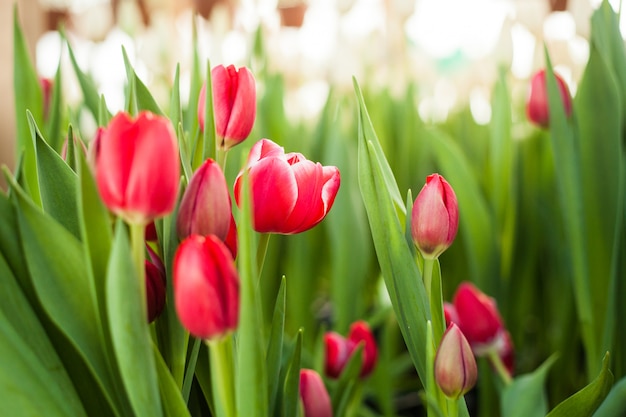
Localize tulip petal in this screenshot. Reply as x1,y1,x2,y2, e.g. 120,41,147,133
223,67,256,148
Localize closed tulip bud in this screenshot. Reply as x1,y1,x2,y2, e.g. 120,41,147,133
198,65,256,150
299,369,333,417
145,260,166,323
96,112,179,225
453,282,505,355
434,323,478,399
173,234,239,340
526,69,572,127
324,321,378,379
234,139,340,235
177,159,232,242
145,221,158,242
411,174,458,259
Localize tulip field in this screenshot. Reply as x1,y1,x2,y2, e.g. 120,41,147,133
2,1,626,416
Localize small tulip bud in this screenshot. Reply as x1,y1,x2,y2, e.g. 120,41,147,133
40,77,53,120
234,139,340,235
453,282,505,355
145,260,166,323
434,323,478,399
177,159,232,242
299,369,333,417
173,234,240,340
198,65,256,150
324,321,378,379
526,68,572,127
411,174,458,259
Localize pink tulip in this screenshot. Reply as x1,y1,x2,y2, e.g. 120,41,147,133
173,234,239,340
40,77,52,120
443,302,460,327
198,65,256,150
177,159,232,242
324,321,378,379
234,139,340,234
96,112,179,225
434,323,478,399
526,69,572,127
411,174,458,259
299,369,333,417
453,282,505,354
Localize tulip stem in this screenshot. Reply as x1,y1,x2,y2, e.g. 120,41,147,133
257,233,271,277
447,398,459,417
208,334,237,417
216,147,227,170
129,222,147,320
423,257,445,342
487,350,512,386
182,337,202,403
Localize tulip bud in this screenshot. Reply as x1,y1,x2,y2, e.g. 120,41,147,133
145,259,166,323
526,68,572,127
434,323,478,399
173,234,240,340
453,282,505,355
96,111,179,225
198,65,256,150
234,139,341,235
145,221,158,242
411,174,458,259
224,214,238,260
177,159,232,241
324,321,378,379
299,369,333,417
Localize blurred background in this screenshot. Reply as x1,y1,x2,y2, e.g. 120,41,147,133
3,0,622,183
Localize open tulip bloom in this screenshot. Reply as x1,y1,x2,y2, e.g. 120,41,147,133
5,5,626,417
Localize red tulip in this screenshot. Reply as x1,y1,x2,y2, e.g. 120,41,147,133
434,323,478,399
453,282,505,355
299,369,333,417
173,234,239,340
145,259,166,323
526,69,572,127
96,111,179,225
224,214,238,260
198,65,256,150
411,174,458,259
234,139,340,234
177,159,232,241
324,321,378,379
443,302,460,327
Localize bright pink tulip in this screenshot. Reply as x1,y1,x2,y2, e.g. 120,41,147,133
434,323,478,399
173,234,240,340
324,321,378,379
198,65,256,150
443,302,460,327
411,174,458,259
453,282,505,354
145,259,166,323
526,69,572,127
96,112,179,225
234,139,340,234
177,159,232,241
299,369,333,417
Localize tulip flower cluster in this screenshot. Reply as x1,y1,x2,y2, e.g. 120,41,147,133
324,321,378,379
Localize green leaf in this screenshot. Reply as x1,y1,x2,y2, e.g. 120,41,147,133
122,47,164,116
170,64,183,133
65,35,110,121
0,193,29,285
13,5,43,207
501,355,558,417
547,353,613,417
282,329,303,417
593,374,626,417
153,344,192,417
202,61,216,162
6,172,123,416
45,56,64,152
267,276,287,416
32,113,81,239
236,166,268,417
0,253,87,416
106,220,163,417
331,344,363,416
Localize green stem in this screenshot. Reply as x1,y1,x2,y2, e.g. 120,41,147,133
423,257,445,343
182,337,202,404
208,334,236,417
256,233,271,277
487,350,512,386
216,147,228,170
129,222,147,320
447,398,459,417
